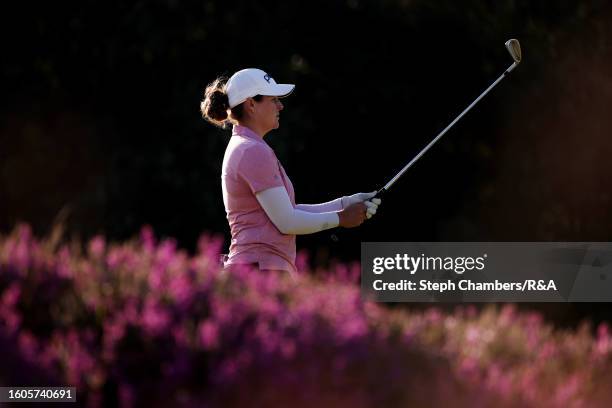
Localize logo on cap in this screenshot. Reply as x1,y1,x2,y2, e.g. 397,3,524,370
263,74,272,83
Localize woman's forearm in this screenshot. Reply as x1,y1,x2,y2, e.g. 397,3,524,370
295,197,343,213
256,187,340,234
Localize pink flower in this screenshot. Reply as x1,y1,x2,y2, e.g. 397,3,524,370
88,236,106,258
1,283,21,307
168,274,193,307
555,374,582,405
465,326,481,344
540,340,557,360
103,319,126,347
18,330,39,361
57,246,74,278
16,223,32,242
199,320,220,350
337,317,368,343
197,233,224,260
597,322,610,341
499,304,517,325
485,364,513,398
458,357,480,384
142,300,171,336
140,225,156,252
13,240,30,271
425,308,443,324
155,239,177,266
0,308,22,334
218,359,239,383
593,323,612,358
106,248,122,269
148,264,165,291
280,339,296,359
172,325,189,346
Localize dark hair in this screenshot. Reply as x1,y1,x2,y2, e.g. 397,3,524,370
200,77,263,128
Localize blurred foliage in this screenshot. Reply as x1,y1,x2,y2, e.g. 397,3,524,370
3,224,612,406
1,0,611,258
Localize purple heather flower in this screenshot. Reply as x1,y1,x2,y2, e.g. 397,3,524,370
156,239,177,266
140,225,156,252
148,264,165,291
280,339,296,360
13,239,30,271
88,236,106,259
197,233,224,260
1,283,21,307
554,373,582,405
103,319,126,347
594,322,612,357
198,320,220,350
56,246,74,278
18,330,39,361
142,299,171,336
168,274,193,309
458,357,480,384
4,223,612,407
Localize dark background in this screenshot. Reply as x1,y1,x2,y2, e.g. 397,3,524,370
2,1,611,305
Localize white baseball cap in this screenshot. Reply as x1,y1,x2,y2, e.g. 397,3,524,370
225,68,295,109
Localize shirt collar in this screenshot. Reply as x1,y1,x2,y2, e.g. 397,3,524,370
232,125,264,142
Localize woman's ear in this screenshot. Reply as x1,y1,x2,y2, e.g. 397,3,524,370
245,97,256,113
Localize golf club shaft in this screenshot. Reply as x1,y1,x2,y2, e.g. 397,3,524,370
376,61,518,197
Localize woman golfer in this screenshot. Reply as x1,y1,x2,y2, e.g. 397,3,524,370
201,68,380,275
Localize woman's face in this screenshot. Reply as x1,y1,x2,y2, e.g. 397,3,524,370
254,96,284,133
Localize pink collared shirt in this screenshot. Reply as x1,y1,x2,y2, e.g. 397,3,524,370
221,125,297,273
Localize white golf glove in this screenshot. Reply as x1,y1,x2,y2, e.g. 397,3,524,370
342,191,375,207
341,191,382,219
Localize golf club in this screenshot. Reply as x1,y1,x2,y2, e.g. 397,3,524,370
374,39,521,198
330,39,521,242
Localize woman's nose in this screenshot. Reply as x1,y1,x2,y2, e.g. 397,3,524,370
277,100,284,111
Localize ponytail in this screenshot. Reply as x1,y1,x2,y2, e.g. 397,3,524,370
201,77,230,127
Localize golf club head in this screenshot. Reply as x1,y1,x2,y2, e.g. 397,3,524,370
505,39,522,64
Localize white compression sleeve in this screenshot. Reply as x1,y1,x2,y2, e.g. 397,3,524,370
295,197,343,213
256,186,340,235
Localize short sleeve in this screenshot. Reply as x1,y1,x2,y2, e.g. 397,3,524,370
237,144,284,194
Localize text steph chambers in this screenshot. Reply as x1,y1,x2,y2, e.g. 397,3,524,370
373,279,558,292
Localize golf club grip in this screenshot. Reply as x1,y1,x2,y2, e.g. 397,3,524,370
373,188,386,200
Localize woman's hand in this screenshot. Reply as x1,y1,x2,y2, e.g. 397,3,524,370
365,198,381,219
342,192,382,220
338,202,368,228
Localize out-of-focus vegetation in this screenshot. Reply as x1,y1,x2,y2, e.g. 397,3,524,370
2,224,612,407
